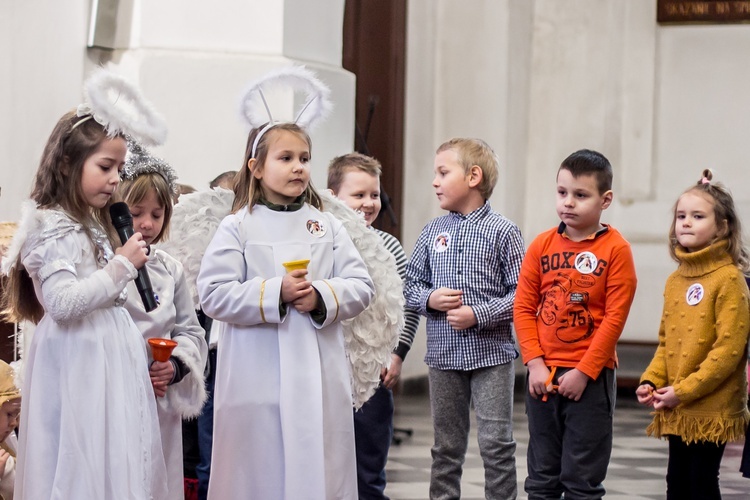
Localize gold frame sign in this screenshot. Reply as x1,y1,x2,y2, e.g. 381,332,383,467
658,1,750,23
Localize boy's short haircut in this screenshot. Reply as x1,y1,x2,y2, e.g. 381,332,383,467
436,138,498,199
327,153,382,193
559,149,613,194
209,170,238,190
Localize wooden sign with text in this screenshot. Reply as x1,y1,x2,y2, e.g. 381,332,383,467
658,0,750,23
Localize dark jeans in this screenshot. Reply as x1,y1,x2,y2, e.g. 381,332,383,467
196,347,217,500
354,384,394,499
667,435,726,500
525,367,615,500
182,418,200,479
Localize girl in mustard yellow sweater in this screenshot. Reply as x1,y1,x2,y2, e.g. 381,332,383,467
637,169,750,500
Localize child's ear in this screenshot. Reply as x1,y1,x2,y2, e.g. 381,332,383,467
247,158,262,179
718,218,729,237
61,156,72,177
601,190,613,210
468,165,483,188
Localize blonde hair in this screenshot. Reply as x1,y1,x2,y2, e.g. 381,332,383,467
436,138,498,199
2,110,123,323
668,169,750,272
231,123,322,213
327,153,382,193
118,172,173,244
0,360,20,407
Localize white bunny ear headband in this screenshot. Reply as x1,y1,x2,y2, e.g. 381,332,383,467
71,67,168,147
121,140,179,197
238,65,333,158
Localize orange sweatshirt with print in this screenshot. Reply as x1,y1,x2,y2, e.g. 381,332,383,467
513,224,638,380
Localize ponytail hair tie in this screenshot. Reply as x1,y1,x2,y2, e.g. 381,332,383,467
700,168,713,185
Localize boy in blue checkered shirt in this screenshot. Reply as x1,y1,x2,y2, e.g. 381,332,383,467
405,138,525,499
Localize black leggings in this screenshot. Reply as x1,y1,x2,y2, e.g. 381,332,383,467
666,435,726,500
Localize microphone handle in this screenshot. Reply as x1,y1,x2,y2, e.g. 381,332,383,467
135,267,158,312
115,226,158,312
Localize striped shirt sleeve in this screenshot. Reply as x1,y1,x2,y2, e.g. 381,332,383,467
376,229,420,360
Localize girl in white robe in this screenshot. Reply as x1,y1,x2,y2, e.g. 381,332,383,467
1,110,168,499
120,145,208,500
197,123,374,500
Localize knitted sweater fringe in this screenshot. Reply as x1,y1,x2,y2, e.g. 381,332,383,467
647,409,749,445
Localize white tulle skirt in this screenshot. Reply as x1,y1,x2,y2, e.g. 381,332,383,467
14,306,168,500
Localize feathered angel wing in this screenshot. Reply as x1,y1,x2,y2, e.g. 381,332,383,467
319,191,403,409
1,200,38,275
157,188,235,308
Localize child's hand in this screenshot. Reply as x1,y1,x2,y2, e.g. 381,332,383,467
281,269,313,304
527,357,552,399
150,360,175,398
557,368,589,401
291,291,317,313
446,305,477,330
427,287,463,312
0,449,9,472
653,386,680,410
115,232,149,269
636,384,655,406
381,353,403,390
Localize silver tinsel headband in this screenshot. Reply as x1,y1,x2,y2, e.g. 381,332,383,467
121,141,179,196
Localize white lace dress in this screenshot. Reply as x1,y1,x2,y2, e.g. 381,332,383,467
10,207,168,499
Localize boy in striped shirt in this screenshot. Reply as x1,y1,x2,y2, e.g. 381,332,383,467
328,153,420,499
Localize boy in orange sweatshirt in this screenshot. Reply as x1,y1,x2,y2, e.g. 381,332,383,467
513,149,637,499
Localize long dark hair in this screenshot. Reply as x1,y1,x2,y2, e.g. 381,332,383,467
2,111,123,323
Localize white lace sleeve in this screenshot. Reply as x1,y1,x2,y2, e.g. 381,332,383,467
23,233,138,324
104,254,139,288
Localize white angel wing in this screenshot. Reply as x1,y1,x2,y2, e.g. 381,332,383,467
157,188,234,308
319,190,403,409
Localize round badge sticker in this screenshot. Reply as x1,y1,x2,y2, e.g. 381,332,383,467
574,251,598,275
433,232,450,253
306,219,326,237
686,283,704,306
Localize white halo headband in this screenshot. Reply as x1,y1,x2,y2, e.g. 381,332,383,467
238,65,332,158
72,68,168,147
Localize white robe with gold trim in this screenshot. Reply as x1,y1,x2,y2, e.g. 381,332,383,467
197,203,373,500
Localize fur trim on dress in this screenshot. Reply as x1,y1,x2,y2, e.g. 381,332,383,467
167,337,208,419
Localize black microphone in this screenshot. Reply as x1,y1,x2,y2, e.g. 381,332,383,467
109,202,158,312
